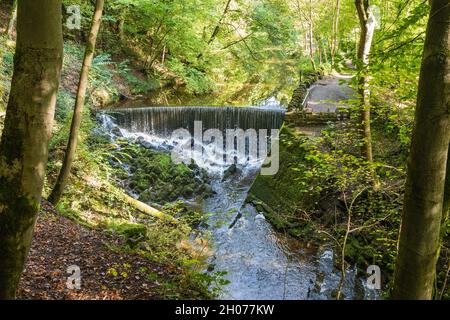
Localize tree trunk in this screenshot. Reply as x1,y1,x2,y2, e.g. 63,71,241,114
442,148,450,240
48,0,105,205
317,37,323,65
331,0,341,66
393,0,450,300
355,0,376,163
197,0,232,59
0,0,63,299
6,0,17,40
118,18,125,41
207,0,232,45
442,147,450,228
308,0,316,71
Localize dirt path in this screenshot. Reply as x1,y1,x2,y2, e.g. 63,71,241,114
303,74,354,113
17,201,180,300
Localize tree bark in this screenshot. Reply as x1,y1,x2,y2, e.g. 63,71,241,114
6,0,17,40
49,0,105,205
355,0,375,163
331,0,341,66
442,148,450,240
393,0,450,300
0,0,63,299
308,0,316,71
197,0,232,60
207,0,232,45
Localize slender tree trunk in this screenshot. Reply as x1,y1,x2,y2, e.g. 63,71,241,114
393,0,450,300
443,147,450,220
207,0,232,45
6,0,17,40
0,0,63,299
304,33,308,53
355,0,375,163
162,45,166,64
118,18,125,41
331,0,341,66
317,37,323,65
309,0,316,71
323,39,329,64
49,0,105,205
442,149,450,239
197,0,232,60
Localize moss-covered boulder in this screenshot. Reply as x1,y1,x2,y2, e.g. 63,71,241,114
110,142,213,205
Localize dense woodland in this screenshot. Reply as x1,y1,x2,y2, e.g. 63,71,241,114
0,0,449,301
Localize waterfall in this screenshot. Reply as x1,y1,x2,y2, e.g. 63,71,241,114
102,106,285,136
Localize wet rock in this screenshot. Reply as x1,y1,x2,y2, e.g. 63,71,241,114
111,141,213,204
136,136,153,149
222,164,237,180
91,88,113,108
188,160,200,172
111,126,123,137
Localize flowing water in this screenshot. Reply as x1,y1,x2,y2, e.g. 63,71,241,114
108,106,284,135
99,104,375,300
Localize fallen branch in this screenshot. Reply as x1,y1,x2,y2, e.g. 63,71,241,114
120,193,177,223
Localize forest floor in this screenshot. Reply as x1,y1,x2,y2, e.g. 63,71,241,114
17,201,180,300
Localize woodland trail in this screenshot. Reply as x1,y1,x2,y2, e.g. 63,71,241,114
303,74,354,113
17,202,182,300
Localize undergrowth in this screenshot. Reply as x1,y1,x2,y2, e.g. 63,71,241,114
249,121,449,299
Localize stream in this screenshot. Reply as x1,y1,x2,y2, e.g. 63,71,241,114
98,83,377,300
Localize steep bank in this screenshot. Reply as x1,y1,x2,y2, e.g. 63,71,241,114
247,75,355,240
18,202,191,300
247,126,313,238
247,77,449,298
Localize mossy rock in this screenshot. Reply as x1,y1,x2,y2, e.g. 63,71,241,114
109,222,147,247
247,125,313,237
110,142,212,205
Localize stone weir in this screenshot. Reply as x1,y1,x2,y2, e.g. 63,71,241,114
103,106,285,136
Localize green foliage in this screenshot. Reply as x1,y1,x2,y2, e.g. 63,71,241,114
0,37,13,112
166,58,216,94
54,90,75,123
301,123,406,283
117,59,160,94
108,222,147,243
247,126,313,238
46,97,217,300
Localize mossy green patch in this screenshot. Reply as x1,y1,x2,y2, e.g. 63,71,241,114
110,141,213,205
247,125,316,238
